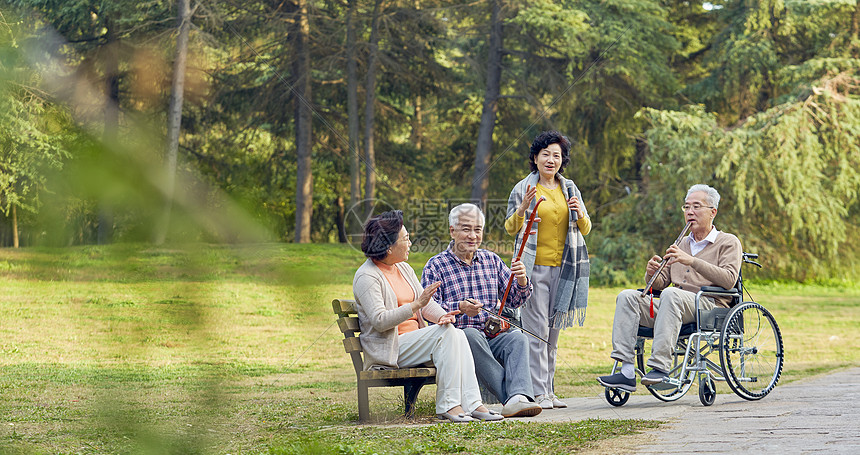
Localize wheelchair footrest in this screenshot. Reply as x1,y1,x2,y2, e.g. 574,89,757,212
648,381,678,391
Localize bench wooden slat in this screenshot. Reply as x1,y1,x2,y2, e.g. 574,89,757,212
342,336,362,353
338,316,360,334
333,296,436,422
332,299,356,316
360,367,436,380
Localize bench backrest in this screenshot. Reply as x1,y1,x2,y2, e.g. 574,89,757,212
332,299,364,376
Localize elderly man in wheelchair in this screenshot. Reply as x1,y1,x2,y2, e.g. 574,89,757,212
598,184,782,406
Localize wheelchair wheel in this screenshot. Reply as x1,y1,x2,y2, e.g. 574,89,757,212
643,339,695,402
720,302,783,400
698,374,716,406
604,387,630,407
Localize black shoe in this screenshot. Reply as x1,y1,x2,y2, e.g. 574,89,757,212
641,368,669,386
597,372,636,392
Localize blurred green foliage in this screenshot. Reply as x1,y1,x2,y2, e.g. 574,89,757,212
0,1,857,281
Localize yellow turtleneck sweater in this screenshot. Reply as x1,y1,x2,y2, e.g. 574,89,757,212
505,183,591,267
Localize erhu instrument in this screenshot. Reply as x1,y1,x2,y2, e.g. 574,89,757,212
641,221,692,317
481,307,551,345
484,196,546,338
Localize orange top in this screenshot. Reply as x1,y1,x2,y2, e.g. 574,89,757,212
374,260,419,334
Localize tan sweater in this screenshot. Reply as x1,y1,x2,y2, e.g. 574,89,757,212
647,230,742,307
352,259,446,370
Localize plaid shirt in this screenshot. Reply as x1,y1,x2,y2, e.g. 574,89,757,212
421,243,532,330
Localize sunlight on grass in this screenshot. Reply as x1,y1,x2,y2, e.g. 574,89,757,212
0,243,857,453
269,419,661,454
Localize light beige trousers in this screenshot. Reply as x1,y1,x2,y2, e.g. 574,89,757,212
398,324,483,414
610,287,714,372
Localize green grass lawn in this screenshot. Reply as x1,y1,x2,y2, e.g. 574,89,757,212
0,243,857,454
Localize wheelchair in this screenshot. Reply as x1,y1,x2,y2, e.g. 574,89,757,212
603,253,784,407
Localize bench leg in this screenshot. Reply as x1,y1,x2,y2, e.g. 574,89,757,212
404,379,431,418
357,381,370,423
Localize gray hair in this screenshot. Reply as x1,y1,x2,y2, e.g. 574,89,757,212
448,203,485,227
686,184,721,209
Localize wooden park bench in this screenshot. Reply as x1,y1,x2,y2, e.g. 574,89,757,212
332,298,436,423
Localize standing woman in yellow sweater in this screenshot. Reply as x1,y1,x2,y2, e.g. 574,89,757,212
505,131,591,409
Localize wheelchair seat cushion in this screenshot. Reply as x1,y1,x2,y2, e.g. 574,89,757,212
638,323,697,339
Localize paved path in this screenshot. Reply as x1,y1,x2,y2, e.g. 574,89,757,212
489,367,860,453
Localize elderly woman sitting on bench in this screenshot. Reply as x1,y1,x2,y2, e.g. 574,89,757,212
352,210,501,422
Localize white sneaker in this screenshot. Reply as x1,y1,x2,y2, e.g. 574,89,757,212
501,399,542,418
549,393,567,408
536,394,553,409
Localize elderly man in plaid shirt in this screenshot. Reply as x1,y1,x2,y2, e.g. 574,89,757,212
422,203,543,418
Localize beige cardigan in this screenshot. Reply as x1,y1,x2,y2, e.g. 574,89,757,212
648,230,743,307
352,259,446,370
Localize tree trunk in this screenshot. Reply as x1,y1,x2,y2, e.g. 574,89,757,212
12,205,18,248
155,0,191,245
412,96,423,151
347,0,361,214
363,0,383,218
293,0,314,243
335,196,348,243
99,16,119,245
470,0,503,204
853,0,860,41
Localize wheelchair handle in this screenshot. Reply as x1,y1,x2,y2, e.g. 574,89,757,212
743,252,762,268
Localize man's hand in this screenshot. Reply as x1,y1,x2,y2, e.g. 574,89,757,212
516,185,537,217
458,298,483,317
664,244,694,266
511,258,528,287
437,310,460,325
646,255,663,276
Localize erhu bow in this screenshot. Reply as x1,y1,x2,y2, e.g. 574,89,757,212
641,221,692,317
484,195,546,338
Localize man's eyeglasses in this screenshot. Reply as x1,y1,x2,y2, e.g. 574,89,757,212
457,226,483,235
682,203,715,212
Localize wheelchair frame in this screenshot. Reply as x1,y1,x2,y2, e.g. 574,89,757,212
604,252,784,407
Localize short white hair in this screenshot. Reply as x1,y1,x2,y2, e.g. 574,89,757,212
686,184,721,209
448,203,485,227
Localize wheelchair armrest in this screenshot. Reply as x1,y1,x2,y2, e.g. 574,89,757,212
699,286,737,294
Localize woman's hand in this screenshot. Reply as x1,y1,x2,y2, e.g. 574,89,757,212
567,196,584,219
413,281,441,312
437,310,460,325
516,185,537,217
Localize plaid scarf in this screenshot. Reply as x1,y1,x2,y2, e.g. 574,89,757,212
507,172,590,328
